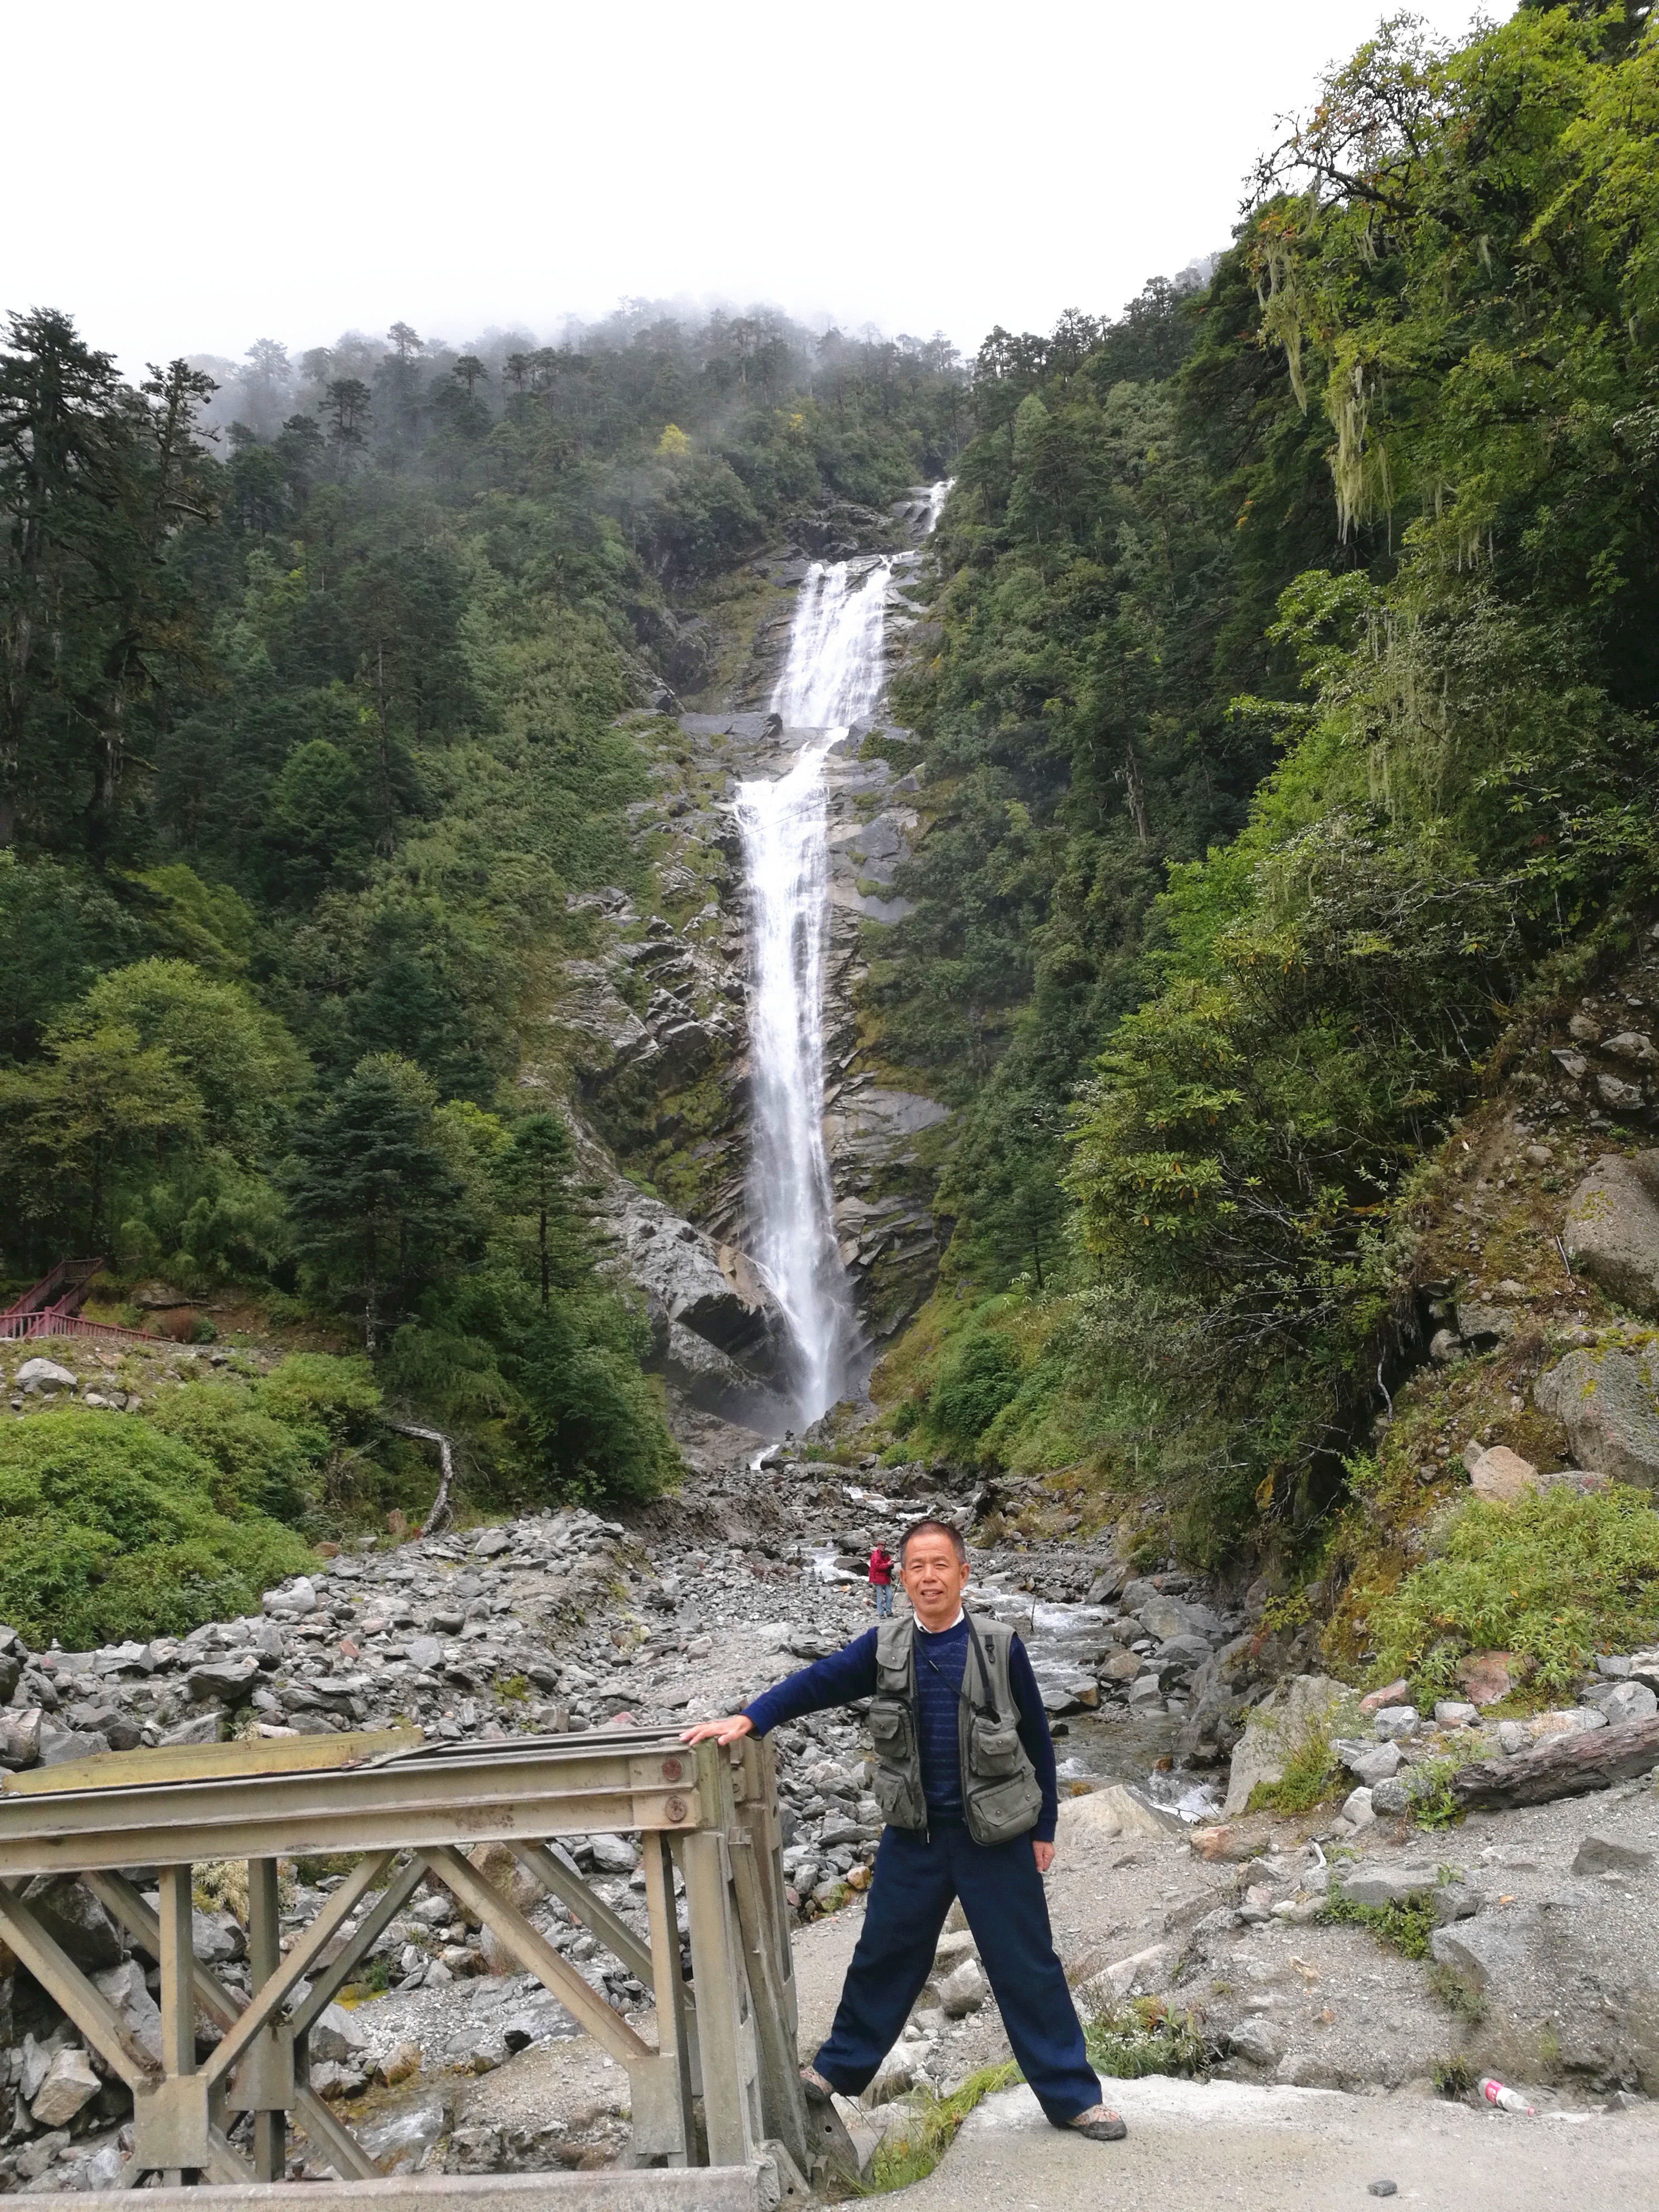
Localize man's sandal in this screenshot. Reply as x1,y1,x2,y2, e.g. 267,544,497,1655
1068,2105,1127,2141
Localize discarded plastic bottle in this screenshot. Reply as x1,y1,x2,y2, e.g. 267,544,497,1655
1479,2078,1535,2115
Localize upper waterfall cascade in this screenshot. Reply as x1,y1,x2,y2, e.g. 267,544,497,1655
735,492,947,1427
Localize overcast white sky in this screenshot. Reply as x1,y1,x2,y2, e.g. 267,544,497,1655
12,1,1491,372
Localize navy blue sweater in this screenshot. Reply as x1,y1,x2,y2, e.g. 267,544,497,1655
744,1618,1059,1843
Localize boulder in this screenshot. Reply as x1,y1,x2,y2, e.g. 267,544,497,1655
16,1359,76,1395
1456,1651,1513,1706
1056,1783,1183,1845
1334,1739,1402,1786
1372,1705,1420,1740
186,1655,261,1705
1223,1675,1349,1817
1462,1442,1540,1502
937,1958,986,2017
586,1832,639,1874
1337,1865,1436,1909
1563,1153,1659,1315
31,2046,100,2127
1573,1831,1653,1874
1228,2017,1284,2068
0,1708,43,1768
312,2002,370,2064
1428,1909,1541,1992
1535,1346,1659,1488
93,1959,162,2065
1599,1679,1659,1726
20,1877,123,1968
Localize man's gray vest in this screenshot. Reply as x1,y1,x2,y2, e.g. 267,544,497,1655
867,1611,1044,1846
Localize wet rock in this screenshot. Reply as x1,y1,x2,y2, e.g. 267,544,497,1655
1536,1345,1659,1489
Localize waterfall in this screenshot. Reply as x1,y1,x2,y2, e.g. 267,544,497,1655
736,493,946,1428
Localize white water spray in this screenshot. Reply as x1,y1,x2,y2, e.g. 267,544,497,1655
736,494,947,1427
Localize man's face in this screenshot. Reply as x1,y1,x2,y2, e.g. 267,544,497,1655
899,1532,970,1623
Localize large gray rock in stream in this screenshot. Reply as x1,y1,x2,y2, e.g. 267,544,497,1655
1563,1152,1659,1314
1535,1345,1659,1488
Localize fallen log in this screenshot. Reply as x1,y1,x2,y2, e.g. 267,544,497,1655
1452,1714,1659,1809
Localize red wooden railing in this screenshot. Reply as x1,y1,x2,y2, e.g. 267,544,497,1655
0,1259,168,1347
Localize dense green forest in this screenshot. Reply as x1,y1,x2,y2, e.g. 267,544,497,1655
871,0,1659,1556
0,302,963,1531
6,0,1658,1605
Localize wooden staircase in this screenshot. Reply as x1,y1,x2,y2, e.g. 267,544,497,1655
0,1259,164,1346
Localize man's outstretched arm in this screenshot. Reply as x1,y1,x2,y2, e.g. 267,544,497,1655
682,1627,880,1746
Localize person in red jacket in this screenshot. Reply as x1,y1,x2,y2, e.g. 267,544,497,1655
867,1541,894,1616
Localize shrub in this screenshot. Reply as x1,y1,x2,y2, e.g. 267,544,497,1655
1084,1998,1211,2079
925,1331,1022,1457
0,1407,312,1647
1320,1891,1435,1960
144,1381,312,1521
1364,1485,1659,1698
250,1354,382,1449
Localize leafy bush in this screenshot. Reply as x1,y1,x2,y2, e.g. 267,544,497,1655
924,1331,1023,1458
0,1407,313,1647
1364,1486,1659,1698
1320,1890,1435,1961
1083,1998,1211,2079
143,1381,313,1521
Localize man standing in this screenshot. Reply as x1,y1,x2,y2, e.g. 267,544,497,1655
867,1540,894,1617
682,1517,1126,2143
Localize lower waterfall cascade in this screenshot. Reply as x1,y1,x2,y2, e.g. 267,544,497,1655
735,494,947,1428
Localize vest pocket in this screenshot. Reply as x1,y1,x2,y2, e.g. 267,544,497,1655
968,1768,1044,1845
968,1715,1023,1778
869,1699,914,1764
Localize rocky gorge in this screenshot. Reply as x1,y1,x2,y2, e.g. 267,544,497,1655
4,1294,1659,2193
538,489,952,1448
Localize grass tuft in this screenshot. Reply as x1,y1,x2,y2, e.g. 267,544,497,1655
1084,1997,1212,2079
852,2063,1019,2195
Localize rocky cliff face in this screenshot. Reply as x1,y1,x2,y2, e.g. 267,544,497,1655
528,492,949,1447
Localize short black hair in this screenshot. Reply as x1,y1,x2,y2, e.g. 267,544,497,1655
898,1516,967,1564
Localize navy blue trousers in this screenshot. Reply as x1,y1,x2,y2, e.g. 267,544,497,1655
813,1821,1100,2125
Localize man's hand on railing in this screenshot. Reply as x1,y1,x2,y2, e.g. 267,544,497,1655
680,1714,756,1747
